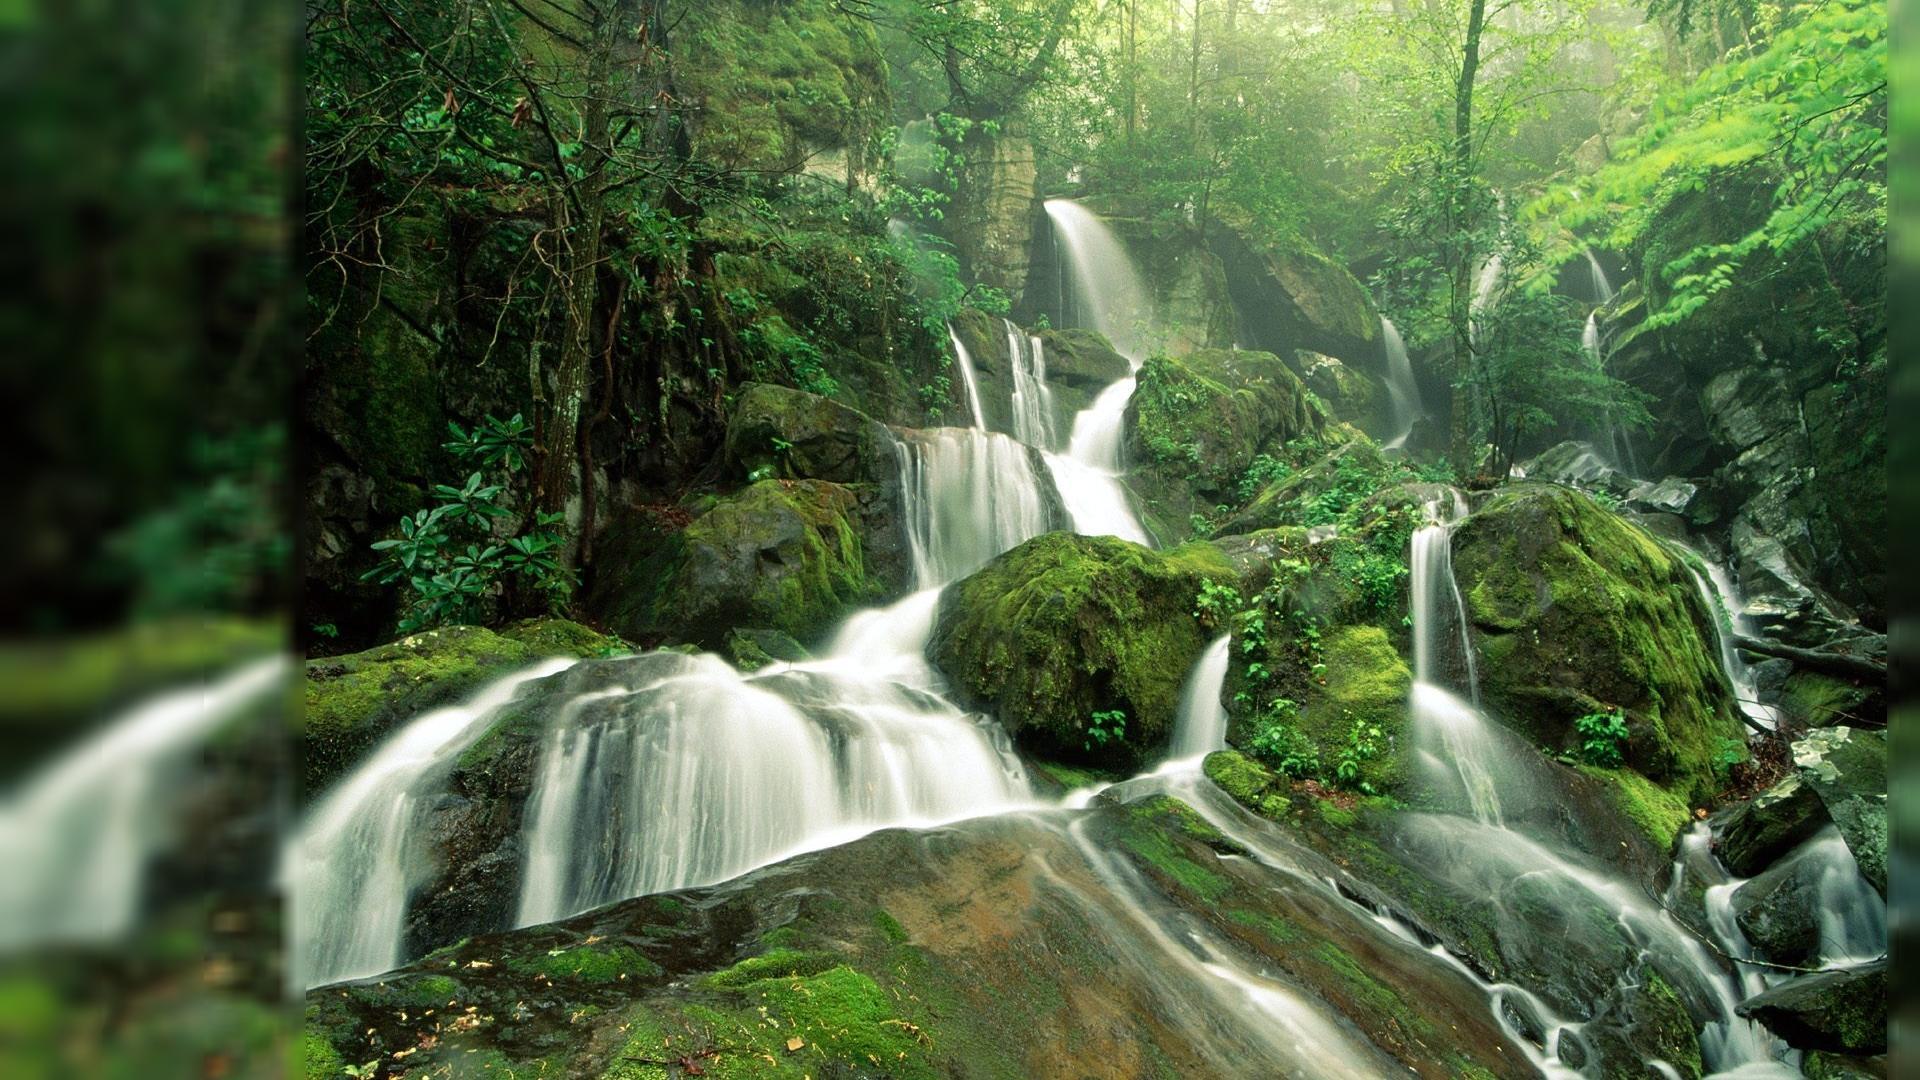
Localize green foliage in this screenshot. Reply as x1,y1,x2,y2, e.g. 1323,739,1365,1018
1546,0,1885,344
1085,709,1127,752
1330,545,1409,622
1247,699,1318,779
1192,578,1243,630
1574,709,1630,768
1711,736,1748,780
1334,719,1385,794
1237,454,1292,503
362,414,576,633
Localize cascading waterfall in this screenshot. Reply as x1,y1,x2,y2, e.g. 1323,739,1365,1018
1469,253,1503,347
1004,319,1058,450
1039,198,1153,544
1676,546,1782,732
1167,635,1232,761
948,324,988,430
1380,316,1422,449
0,655,287,952
508,423,1055,934
290,658,577,988
1403,494,1803,1077
1581,309,1640,474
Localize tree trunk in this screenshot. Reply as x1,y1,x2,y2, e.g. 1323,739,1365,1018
1447,0,1488,475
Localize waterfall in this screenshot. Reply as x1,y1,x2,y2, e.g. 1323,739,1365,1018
289,657,577,988
1675,546,1781,732
1585,249,1616,304
948,324,988,430
0,656,287,952
1039,198,1153,545
1582,311,1639,474
1042,199,1151,360
1469,253,1503,346
507,423,1053,935
1380,316,1422,449
1168,635,1232,760
1004,319,1058,450
512,652,1035,929
1400,498,1803,1076
895,427,1058,586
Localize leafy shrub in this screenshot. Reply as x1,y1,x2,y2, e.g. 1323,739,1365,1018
1574,709,1629,768
362,414,578,633
1192,577,1243,630
1085,709,1128,752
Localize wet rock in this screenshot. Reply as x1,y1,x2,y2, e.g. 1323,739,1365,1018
725,627,812,671
1206,226,1381,363
301,620,618,798
1802,1050,1888,1079
1288,350,1390,435
1714,774,1829,877
1731,521,1857,647
1729,838,1828,966
1736,961,1887,1054
1624,476,1699,516
930,533,1234,770
588,479,903,650
1519,441,1637,497
307,799,1536,1079
1792,727,1886,895
1034,325,1131,390
1450,484,1743,801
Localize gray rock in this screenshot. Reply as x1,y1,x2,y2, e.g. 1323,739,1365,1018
1792,727,1887,895
1715,774,1829,878
1730,837,1828,965
1625,476,1698,515
1520,441,1636,496
1736,961,1887,1054
1732,521,1857,647
1700,365,1799,453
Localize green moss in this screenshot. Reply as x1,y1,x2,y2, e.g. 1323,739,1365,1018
1116,802,1233,903
301,1030,345,1080
871,910,908,945
1226,907,1303,944
506,944,663,984
702,948,838,988
930,533,1229,769
1203,750,1292,818
1577,764,1694,851
1451,485,1742,803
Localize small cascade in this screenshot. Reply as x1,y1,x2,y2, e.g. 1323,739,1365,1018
1675,545,1782,731
1469,253,1503,346
948,324,988,430
1380,316,1422,449
1581,310,1640,474
0,656,287,952
1585,249,1616,304
895,427,1058,585
1040,198,1154,545
512,652,1035,929
1004,319,1058,450
290,658,577,988
1168,635,1232,761
1804,826,1887,967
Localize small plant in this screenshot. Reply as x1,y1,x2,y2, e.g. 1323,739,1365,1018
1193,577,1243,628
1710,736,1747,780
1248,701,1318,779
1236,453,1292,503
1085,709,1127,752
1574,709,1629,768
1334,718,1384,794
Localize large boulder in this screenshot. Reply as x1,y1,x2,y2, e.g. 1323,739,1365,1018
1518,440,1637,497
1792,726,1887,895
1737,962,1887,1054
301,619,617,798
1714,773,1829,877
1729,837,1830,966
1288,351,1390,436
588,478,904,650
1123,347,1326,534
930,533,1234,769
1207,226,1381,364
1450,484,1743,801
724,382,900,486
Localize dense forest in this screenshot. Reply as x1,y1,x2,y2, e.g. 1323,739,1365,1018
0,0,1895,1077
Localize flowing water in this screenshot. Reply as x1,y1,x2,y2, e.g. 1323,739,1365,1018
1381,315,1422,449
0,655,287,952
1004,318,1058,450
1674,545,1783,732
1040,198,1153,544
1167,635,1232,761
1585,249,1616,304
289,658,577,988
948,324,989,430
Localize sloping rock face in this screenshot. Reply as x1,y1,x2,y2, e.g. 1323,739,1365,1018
1208,226,1381,365
301,619,617,798
942,127,1039,300
930,534,1235,770
305,798,1537,1080
1737,962,1888,1055
1715,773,1828,877
588,478,903,650
1604,166,1884,623
1450,484,1742,802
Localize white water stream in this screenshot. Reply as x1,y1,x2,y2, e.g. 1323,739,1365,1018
1381,315,1422,449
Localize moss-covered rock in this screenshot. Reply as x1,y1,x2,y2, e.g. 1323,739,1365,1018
1715,773,1829,877
1288,351,1390,436
305,799,1536,1079
1207,225,1381,364
723,382,899,486
1737,961,1887,1054
588,479,902,650
929,533,1234,769
1123,347,1328,541
724,627,811,671
1450,484,1742,802
1214,433,1392,538
1202,749,1292,819
301,619,617,797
